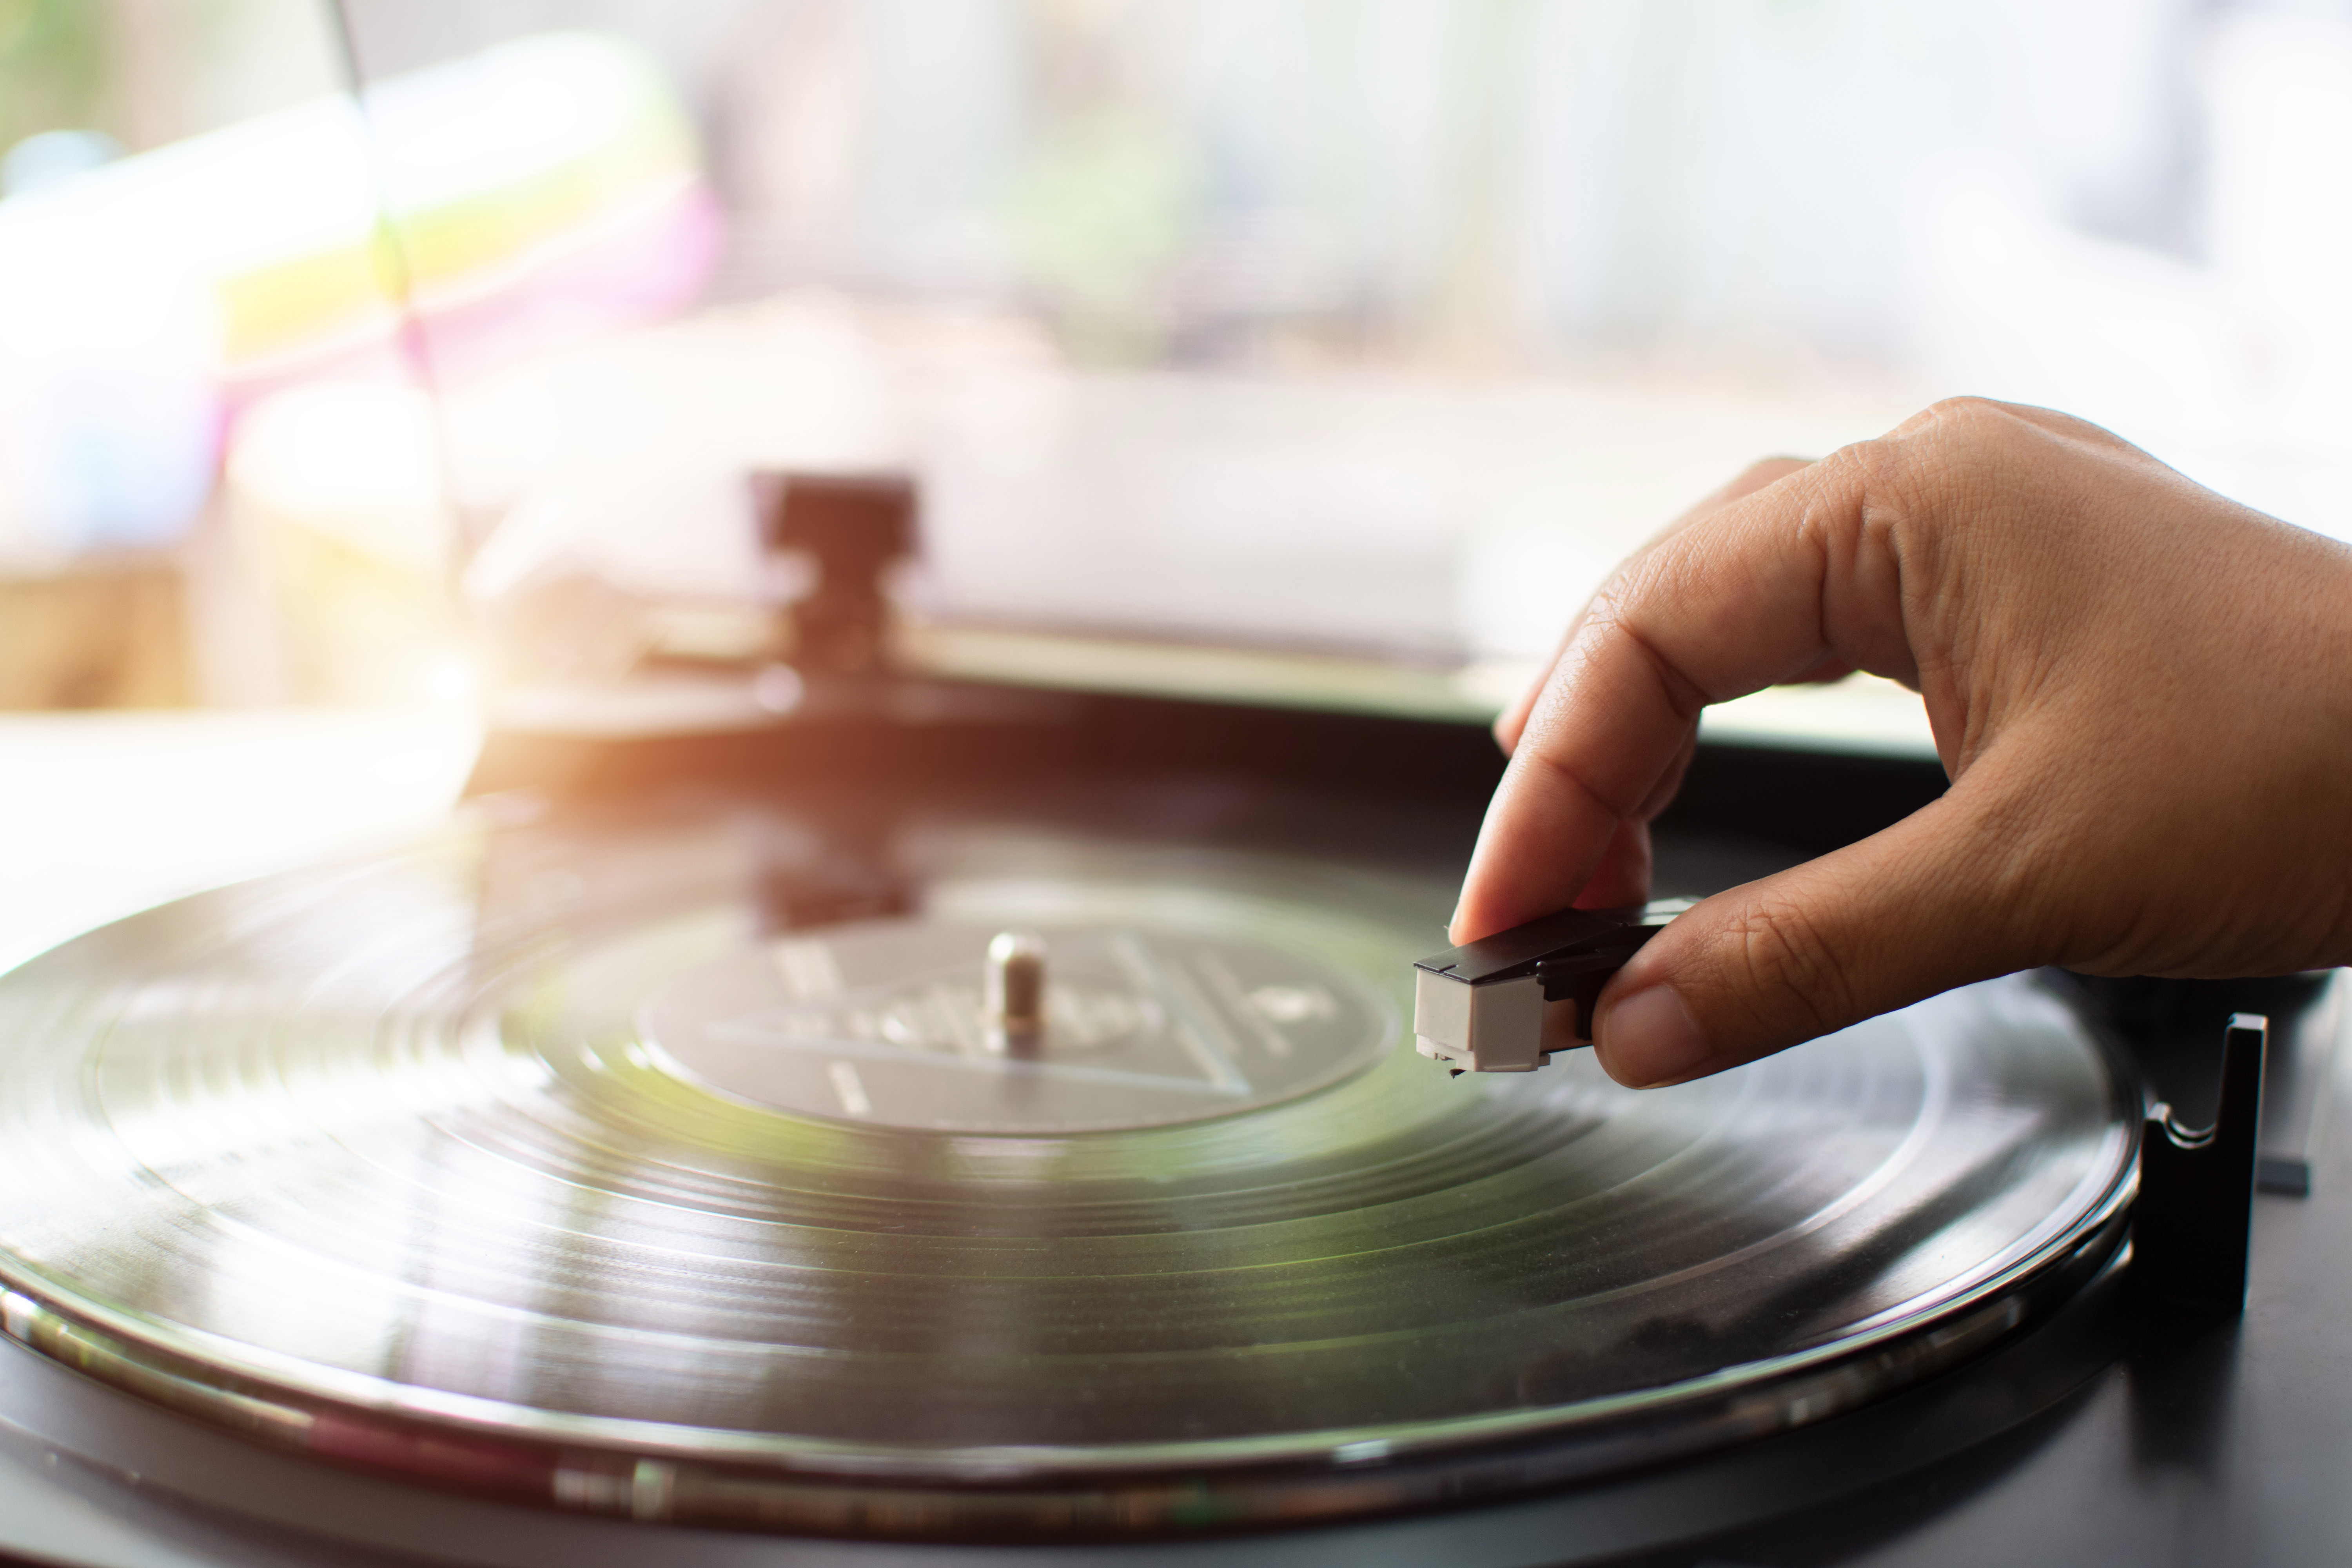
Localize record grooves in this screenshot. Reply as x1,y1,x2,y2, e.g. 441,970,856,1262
0,807,2137,1538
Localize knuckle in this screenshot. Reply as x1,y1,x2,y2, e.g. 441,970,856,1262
1909,395,2032,449
1825,434,1904,498
1832,401,2030,546
1806,437,1913,549
1911,397,2037,485
1892,396,2026,470
1922,393,2012,428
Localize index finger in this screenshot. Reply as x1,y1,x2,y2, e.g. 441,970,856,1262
1493,456,1817,756
1450,446,1907,944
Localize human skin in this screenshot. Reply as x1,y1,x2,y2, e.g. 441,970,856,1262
1449,397,2352,1089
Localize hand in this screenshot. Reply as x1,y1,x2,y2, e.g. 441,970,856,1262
1450,398,2352,1088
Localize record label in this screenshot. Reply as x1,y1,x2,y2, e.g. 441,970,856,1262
643,920,1396,1132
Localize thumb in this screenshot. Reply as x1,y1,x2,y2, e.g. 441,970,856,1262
1590,792,2033,1087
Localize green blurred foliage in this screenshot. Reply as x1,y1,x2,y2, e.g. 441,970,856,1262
0,0,110,154
1007,111,1200,363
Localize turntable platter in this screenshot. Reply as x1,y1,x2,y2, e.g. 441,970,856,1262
0,811,2135,1535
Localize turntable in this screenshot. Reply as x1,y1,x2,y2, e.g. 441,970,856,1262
1,476,2344,1568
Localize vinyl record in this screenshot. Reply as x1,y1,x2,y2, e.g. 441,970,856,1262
0,808,2136,1535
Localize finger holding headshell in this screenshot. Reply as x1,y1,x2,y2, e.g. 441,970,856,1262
1452,398,2352,1088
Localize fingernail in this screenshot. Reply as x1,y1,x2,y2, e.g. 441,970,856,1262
1597,984,1710,1087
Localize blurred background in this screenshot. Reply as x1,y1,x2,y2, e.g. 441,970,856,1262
4,0,2350,713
